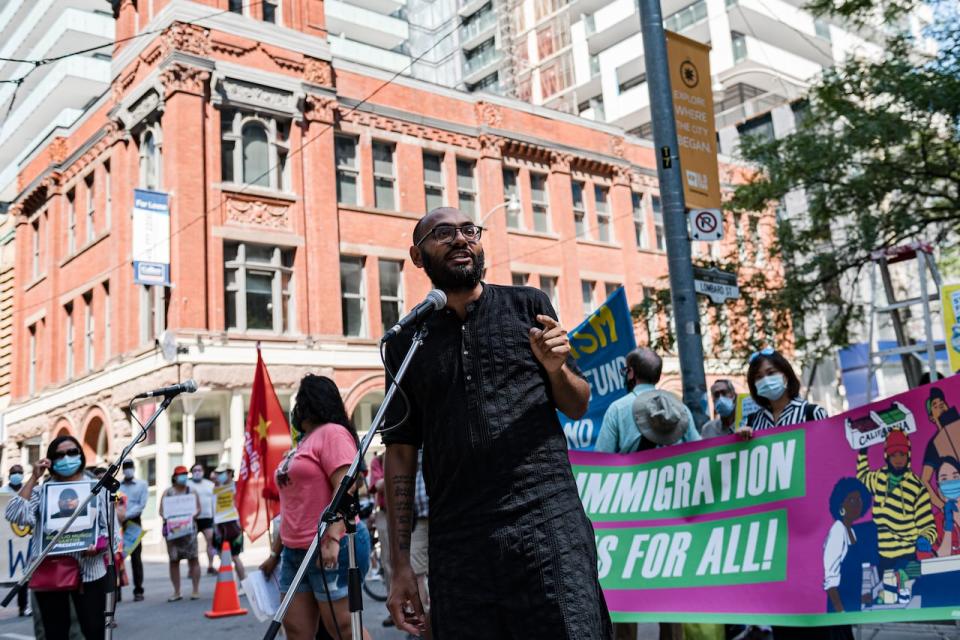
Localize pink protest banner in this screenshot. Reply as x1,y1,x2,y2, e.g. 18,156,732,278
570,375,960,625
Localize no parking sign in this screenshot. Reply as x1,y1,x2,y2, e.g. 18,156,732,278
688,208,723,241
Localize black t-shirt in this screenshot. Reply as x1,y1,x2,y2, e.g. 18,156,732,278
382,284,584,539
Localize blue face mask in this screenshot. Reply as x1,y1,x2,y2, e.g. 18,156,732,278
52,456,82,477
175,474,189,486
941,479,960,500
756,374,786,401
9,473,23,486
217,473,229,485
715,396,735,418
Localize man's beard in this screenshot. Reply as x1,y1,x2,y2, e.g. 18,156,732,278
421,247,485,292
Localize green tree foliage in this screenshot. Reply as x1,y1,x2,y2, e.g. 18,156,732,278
734,1,956,359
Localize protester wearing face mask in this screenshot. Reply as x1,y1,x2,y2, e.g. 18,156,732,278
4,435,119,639
187,463,217,575
734,350,843,640
736,348,827,438
2,465,29,616
702,379,738,439
120,460,148,601
158,466,201,602
212,467,246,582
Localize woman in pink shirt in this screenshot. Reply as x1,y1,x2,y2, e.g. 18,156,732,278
271,375,371,640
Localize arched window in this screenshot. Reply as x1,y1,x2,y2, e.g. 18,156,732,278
242,122,270,187
139,129,161,190
220,108,290,191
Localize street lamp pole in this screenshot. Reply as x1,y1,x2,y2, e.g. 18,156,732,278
479,194,521,227
636,0,709,426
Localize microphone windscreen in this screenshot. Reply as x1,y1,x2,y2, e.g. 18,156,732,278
182,379,199,393
426,289,447,310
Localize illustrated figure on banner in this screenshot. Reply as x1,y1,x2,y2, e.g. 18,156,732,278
822,478,879,613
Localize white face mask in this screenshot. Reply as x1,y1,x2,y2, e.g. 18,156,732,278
122,468,135,480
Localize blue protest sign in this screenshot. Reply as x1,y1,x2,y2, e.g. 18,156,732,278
559,287,637,450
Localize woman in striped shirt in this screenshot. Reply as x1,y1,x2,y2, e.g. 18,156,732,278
735,350,844,640
5,435,115,640
736,348,827,437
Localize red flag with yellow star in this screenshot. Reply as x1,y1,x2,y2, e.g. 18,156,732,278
236,346,290,540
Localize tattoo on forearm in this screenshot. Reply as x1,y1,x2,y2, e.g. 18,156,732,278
391,473,415,552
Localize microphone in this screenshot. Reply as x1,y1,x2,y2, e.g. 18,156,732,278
381,289,447,342
135,380,198,398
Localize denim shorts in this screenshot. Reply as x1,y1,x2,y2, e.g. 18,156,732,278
279,521,370,601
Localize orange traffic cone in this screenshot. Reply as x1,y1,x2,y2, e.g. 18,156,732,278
205,541,248,619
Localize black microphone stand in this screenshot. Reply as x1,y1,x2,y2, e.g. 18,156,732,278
263,324,429,640
2,392,179,639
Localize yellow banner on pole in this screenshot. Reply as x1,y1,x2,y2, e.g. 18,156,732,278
665,31,721,211
942,283,960,373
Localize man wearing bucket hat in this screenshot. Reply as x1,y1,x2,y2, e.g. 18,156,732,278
596,348,699,640
596,347,701,454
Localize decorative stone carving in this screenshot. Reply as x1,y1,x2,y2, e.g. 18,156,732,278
160,63,209,97
302,94,338,124
613,164,633,186
226,197,291,229
479,134,504,159
609,135,626,159
304,57,334,87
211,38,255,57
219,78,296,113
127,90,162,127
339,109,479,151
550,152,573,173
475,101,503,128
162,22,211,58
49,138,69,164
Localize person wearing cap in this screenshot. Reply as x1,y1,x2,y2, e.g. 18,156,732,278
187,463,217,575
212,466,246,581
595,347,701,454
159,465,201,602
857,429,937,572
595,348,698,640
120,459,148,602
1,464,29,616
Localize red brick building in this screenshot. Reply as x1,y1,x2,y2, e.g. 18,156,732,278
5,0,765,529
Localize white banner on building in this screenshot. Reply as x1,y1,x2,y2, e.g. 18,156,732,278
132,188,170,286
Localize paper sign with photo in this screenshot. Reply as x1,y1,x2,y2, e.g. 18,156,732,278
213,485,239,524
162,494,196,518
41,481,98,555
165,516,195,541
162,493,196,541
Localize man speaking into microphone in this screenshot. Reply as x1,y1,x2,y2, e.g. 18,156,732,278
383,207,612,639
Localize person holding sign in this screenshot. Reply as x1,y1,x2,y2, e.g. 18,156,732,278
736,348,827,437
212,467,246,581
4,435,116,640
159,466,201,602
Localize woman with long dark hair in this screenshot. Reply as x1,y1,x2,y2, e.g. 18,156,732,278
5,435,116,640
737,347,827,437
266,374,371,640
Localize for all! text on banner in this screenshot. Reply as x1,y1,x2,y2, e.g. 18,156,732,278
559,287,636,450
572,374,960,626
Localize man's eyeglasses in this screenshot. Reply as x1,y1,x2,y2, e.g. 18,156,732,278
749,347,776,363
51,448,81,460
416,224,483,247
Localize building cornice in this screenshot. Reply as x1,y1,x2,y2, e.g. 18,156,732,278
111,0,331,83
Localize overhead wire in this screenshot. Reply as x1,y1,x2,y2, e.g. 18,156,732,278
15,10,464,320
